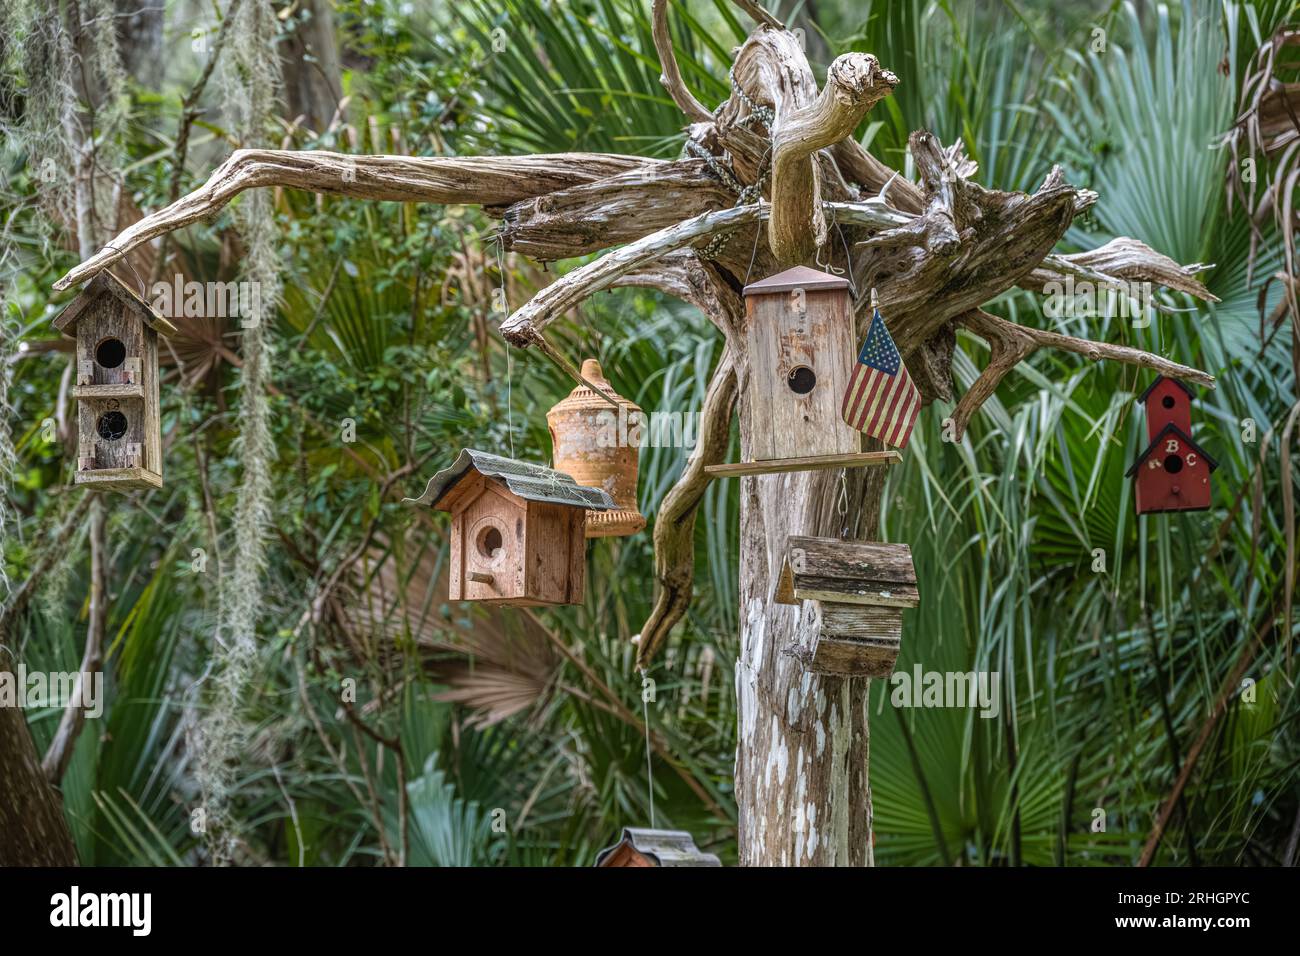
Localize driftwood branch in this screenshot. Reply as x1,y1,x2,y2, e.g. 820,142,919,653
498,199,903,347
636,349,736,668
951,310,1217,440
54,150,656,290
651,0,713,123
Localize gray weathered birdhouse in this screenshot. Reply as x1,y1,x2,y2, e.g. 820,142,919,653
594,828,722,867
53,272,176,491
775,536,918,676
742,265,859,463
407,449,616,606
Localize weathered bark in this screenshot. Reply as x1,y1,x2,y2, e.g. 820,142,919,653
0,496,91,867
0,695,79,865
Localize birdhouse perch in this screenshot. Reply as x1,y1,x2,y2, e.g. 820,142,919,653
53,272,176,491
775,536,918,677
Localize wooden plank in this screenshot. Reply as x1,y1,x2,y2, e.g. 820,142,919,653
788,536,916,583
819,602,904,639
775,535,917,606
73,382,145,400
704,450,900,478
73,466,162,492
808,633,900,677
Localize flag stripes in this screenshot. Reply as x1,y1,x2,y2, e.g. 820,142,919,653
841,308,920,449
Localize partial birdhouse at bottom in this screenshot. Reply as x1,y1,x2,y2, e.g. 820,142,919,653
406,449,616,606
775,536,918,677
52,272,176,492
594,828,721,867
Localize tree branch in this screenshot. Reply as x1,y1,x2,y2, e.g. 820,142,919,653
636,347,737,668
651,0,713,123
54,150,657,290
951,309,1216,440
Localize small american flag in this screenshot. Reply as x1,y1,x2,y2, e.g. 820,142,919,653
841,307,920,449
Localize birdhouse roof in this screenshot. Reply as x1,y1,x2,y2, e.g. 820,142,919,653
1125,422,1219,478
1136,374,1196,405
405,448,617,512
774,536,918,608
594,828,721,867
52,272,177,336
743,265,850,296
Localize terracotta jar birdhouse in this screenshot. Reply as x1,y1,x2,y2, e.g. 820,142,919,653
1125,375,1217,514
407,449,616,606
775,536,919,677
546,359,645,538
594,828,721,867
53,272,176,491
742,266,859,463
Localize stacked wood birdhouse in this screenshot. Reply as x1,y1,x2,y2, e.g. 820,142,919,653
741,266,859,464
407,449,616,606
547,358,646,538
53,272,176,491
1125,375,1217,514
775,536,918,677
594,828,721,867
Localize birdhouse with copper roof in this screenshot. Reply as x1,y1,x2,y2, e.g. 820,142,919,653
742,265,860,463
594,828,721,867
407,449,616,606
1125,375,1217,514
53,272,176,491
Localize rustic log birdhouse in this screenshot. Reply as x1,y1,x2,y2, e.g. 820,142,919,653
547,358,646,538
1125,375,1217,514
775,536,918,677
594,828,721,867
53,272,176,491
742,265,860,464
407,449,616,606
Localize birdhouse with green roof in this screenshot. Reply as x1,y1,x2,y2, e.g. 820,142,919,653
53,272,176,491
407,449,616,606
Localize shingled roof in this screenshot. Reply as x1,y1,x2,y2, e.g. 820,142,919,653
52,272,177,336
405,448,617,512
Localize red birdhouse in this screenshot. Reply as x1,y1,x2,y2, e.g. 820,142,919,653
1125,376,1217,514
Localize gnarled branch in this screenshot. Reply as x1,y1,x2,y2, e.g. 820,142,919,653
651,0,713,123
54,150,657,290
951,309,1217,440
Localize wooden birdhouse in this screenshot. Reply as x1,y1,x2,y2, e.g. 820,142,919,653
406,449,616,606
53,272,176,491
1125,376,1217,514
742,266,859,463
594,828,721,867
547,358,646,538
775,536,918,677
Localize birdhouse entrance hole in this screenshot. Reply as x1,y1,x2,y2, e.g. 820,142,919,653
1161,395,1176,409
95,337,127,369
97,410,128,441
477,524,504,560
787,365,816,394
1163,454,1183,474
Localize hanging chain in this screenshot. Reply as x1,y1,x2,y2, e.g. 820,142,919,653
685,68,775,261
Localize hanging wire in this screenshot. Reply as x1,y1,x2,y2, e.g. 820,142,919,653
491,235,515,459
641,669,656,828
